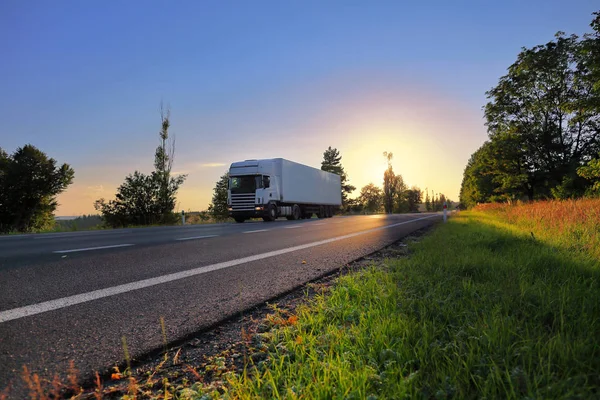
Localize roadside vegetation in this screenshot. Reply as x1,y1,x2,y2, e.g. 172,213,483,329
219,199,599,399
94,104,187,228
460,12,600,208
0,145,74,233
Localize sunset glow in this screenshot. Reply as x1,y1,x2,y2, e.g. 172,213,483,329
2,1,594,216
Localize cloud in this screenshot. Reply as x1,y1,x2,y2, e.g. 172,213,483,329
86,185,104,193
199,163,226,168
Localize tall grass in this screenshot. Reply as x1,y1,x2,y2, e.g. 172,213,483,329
225,207,600,399
474,198,600,259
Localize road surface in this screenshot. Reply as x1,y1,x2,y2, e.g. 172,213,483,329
0,213,439,395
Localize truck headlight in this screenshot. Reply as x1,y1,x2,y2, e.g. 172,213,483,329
255,206,264,211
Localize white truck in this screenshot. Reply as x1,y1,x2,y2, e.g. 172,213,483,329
227,158,341,223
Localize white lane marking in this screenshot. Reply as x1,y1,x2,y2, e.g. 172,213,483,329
53,244,135,254
0,215,438,323
243,229,268,234
175,235,218,241
285,225,302,229
34,230,133,239
334,220,345,224
312,223,325,226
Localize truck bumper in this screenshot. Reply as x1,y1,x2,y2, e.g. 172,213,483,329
228,206,266,219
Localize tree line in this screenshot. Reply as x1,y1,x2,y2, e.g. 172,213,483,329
460,12,600,208
3,106,446,232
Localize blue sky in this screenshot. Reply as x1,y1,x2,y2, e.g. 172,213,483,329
1,1,598,214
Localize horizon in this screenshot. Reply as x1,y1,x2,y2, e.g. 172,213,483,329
2,1,598,215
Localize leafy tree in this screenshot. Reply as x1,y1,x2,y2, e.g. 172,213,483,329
484,27,600,201
345,196,364,214
321,147,356,209
393,173,409,213
424,188,431,211
0,145,74,232
578,153,600,194
459,142,497,208
95,105,186,227
154,104,186,221
208,172,230,221
405,187,423,212
382,151,398,214
95,171,160,227
359,183,382,213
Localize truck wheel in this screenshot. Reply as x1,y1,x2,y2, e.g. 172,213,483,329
265,204,277,222
234,218,246,223
318,206,325,219
292,204,301,220
326,206,333,218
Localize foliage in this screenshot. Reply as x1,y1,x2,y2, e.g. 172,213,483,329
462,13,600,206
405,187,423,212
424,189,431,211
321,147,356,209
208,172,230,221
382,151,397,213
358,183,382,213
0,144,74,233
577,153,600,194
459,142,496,208
95,105,186,228
54,215,103,231
344,197,364,214
226,207,600,398
392,172,409,213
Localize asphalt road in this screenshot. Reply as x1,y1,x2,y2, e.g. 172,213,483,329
0,213,440,396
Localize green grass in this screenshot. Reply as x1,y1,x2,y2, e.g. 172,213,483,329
224,211,600,399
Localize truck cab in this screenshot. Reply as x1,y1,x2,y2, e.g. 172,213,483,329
227,159,279,222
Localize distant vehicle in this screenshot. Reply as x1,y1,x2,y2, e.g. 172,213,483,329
227,158,341,223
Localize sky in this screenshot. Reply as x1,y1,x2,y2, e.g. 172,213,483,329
1,0,598,215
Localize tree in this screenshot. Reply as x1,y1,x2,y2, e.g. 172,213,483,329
359,183,382,213
405,187,423,212
459,142,497,208
154,103,186,220
209,172,230,220
392,173,409,213
95,104,186,227
95,171,161,227
484,28,600,201
0,145,74,232
382,151,398,214
321,147,356,210
578,153,600,194
424,188,431,211
345,196,363,214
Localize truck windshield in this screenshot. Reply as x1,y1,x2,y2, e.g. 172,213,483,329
229,175,262,194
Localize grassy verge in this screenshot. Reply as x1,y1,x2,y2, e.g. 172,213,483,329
224,206,600,398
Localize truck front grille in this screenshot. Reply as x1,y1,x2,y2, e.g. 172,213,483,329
231,194,256,211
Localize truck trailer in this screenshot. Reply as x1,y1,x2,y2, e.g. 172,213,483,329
227,158,341,223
